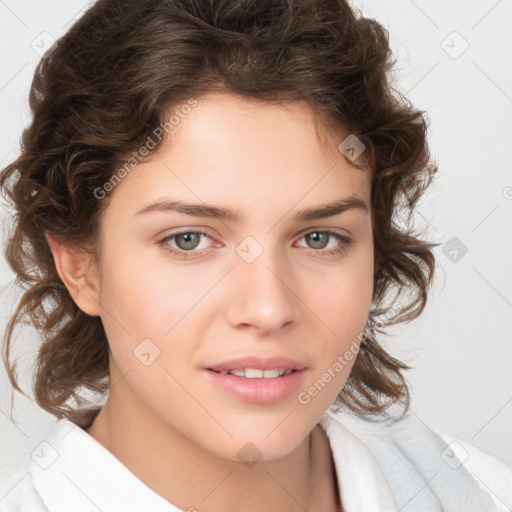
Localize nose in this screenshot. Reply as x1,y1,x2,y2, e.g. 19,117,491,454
224,242,299,335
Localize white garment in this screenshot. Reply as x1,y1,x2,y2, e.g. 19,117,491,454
1,408,511,512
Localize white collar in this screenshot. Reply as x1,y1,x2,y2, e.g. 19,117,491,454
32,411,398,512
319,412,398,511
32,418,176,511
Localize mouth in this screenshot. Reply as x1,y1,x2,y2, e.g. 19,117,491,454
206,355,306,375
204,356,307,403
207,368,298,379
204,357,307,403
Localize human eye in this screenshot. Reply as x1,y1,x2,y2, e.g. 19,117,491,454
295,229,353,258
157,228,353,260
157,229,216,260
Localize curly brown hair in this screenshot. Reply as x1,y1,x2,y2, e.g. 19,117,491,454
0,0,438,427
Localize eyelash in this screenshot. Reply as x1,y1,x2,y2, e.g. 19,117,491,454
157,229,353,260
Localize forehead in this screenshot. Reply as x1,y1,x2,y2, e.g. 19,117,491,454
103,92,371,219
165,92,338,146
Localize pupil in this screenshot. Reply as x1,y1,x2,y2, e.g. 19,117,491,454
177,232,200,250
307,232,328,249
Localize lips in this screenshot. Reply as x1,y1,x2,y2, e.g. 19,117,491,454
206,355,306,373
204,355,308,403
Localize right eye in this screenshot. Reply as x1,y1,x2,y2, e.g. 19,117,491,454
158,230,216,259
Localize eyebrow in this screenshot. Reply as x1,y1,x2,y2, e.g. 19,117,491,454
135,196,368,222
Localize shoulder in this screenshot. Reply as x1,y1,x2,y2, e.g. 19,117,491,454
0,410,102,512
435,430,512,511
0,470,47,512
323,408,512,512
0,415,84,512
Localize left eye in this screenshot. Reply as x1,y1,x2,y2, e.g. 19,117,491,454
297,230,346,251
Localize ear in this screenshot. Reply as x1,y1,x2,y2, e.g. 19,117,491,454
45,231,101,317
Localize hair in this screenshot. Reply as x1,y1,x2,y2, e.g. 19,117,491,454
0,0,438,427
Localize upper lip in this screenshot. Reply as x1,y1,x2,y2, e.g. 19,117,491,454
206,356,307,372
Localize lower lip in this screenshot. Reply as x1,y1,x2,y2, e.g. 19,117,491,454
204,369,306,404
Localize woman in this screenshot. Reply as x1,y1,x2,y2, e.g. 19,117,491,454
1,0,510,511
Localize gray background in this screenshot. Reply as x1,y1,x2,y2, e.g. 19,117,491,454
1,0,511,490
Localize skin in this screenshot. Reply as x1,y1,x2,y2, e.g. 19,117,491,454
46,92,374,512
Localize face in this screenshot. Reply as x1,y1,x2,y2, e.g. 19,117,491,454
93,92,374,461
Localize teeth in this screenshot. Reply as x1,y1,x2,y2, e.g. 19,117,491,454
245,368,264,378
217,368,293,378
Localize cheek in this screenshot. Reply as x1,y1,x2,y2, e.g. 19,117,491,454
95,251,169,375
312,248,374,338
98,247,205,336
300,246,373,399
96,249,223,378
95,258,198,411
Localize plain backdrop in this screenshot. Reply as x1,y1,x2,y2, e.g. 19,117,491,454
1,0,511,490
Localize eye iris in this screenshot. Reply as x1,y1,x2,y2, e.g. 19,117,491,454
306,231,329,249
176,232,200,250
